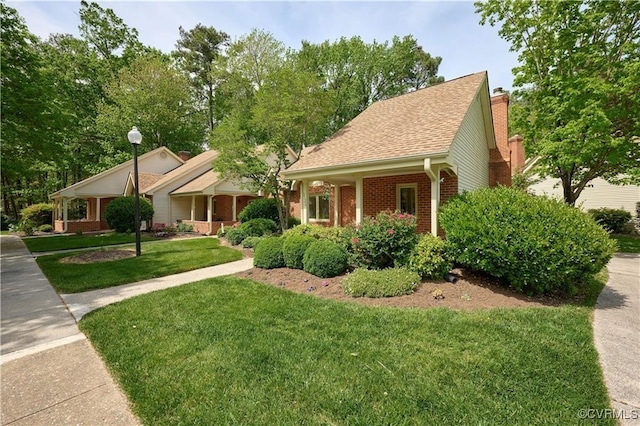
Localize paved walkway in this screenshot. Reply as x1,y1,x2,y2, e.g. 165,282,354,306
0,235,252,425
593,253,640,425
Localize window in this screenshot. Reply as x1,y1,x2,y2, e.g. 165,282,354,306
397,184,417,216
309,194,330,221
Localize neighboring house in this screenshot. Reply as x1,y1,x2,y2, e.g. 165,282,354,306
50,148,257,234
282,71,525,235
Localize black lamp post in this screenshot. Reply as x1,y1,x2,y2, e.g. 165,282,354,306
127,126,142,256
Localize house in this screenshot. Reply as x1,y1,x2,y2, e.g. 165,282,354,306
282,71,525,235
50,148,258,234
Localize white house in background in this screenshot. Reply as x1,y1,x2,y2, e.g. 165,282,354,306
50,147,258,235
528,176,639,214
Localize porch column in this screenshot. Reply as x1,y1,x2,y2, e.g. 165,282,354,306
207,195,213,235
96,197,101,222
190,196,195,221
333,184,340,227
300,180,309,224
355,176,363,225
62,198,69,233
424,159,441,236
232,195,238,222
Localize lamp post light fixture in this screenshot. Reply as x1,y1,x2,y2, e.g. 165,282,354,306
127,126,143,256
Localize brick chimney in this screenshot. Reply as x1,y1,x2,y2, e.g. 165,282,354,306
178,151,191,161
489,89,511,187
508,134,525,174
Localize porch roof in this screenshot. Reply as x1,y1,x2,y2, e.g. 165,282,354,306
170,170,222,195
284,72,488,177
143,150,219,194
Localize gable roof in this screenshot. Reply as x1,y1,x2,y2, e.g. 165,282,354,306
143,149,219,194
170,170,222,195
286,72,488,173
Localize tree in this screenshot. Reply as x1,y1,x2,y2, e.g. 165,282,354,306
96,54,205,166
477,0,640,205
174,24,229,133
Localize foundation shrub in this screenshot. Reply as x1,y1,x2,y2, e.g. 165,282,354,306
303,240,347,278
225,228,246,246
588,208,632,234
407,234,453,280
440,187,616,295
104,197,154,233
21,203,53,227
282,224,346,244
238,198,280,224
38,224,53,233
344,211,418,270
253,237,285,269
241,236,264,249
239,218,278,237
343,268,420,298
282,235,316,270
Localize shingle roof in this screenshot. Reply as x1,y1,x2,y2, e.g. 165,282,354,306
171,170,221,195
286,72,487,172
143,150,218,194
137,173,164,192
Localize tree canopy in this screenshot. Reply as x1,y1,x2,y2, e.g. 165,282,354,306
477,0,640,205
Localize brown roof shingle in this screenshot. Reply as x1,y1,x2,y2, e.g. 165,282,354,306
286,72,487,172
137,173,164,192
143,150,218,194
171,170,221,195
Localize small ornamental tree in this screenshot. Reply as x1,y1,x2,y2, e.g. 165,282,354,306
104,196,154,233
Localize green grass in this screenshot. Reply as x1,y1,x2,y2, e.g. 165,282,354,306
80,276,613,425
37,238,243,293
22,232,159,252
610,234,640,253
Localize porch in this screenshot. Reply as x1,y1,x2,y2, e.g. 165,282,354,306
52,197,115,233
170,194,256,235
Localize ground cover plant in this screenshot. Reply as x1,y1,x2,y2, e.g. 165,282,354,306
36,238,242,293
80,277,614,425
343,268,420,297
23,232,159,252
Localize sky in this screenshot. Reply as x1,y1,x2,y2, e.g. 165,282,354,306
8,0,520,92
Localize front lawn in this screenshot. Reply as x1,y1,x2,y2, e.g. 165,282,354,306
80,276,613,425
610,234,640,253
37,238,243,293
23,232,159,252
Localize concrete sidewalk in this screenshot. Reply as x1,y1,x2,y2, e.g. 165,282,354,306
593,253,640,426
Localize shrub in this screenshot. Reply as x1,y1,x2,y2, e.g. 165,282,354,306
238,198,280,224
588,208,632,234
344,211,418,269
1,213,16,231
20,203,53,227
303,240,348,278
176,222,194,233
407,234,453,280
343,268,420,298
216,227,227,238
253,237,285,269
440,187,616,295
282,224,346,244
17,219,36,236
239,218,278,237
104,197,154,233
225,228,246,246
38,224,53,233
241,236,264,249
287,216,301,229
282,235,316,270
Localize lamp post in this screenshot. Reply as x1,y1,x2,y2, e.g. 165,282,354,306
127,126,142,256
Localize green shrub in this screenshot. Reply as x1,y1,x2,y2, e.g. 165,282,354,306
1,213,16,231
104,197,154,233
303,240,348,278
588,208,632,234
344,211,418,269
253,237,285,269
176,222,194,233
38,224,53,233
225,228,246,246
216,227,226,238
287,216,301,229
241,236,264,249
343,268,420,298
282,224,346,243
440,187,616,295
407,234,453,280
17,219,36,236
238,198,280,224
20,203,53,227
239,218,278,237
282,235,316,269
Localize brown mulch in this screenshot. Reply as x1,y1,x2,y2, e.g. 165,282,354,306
59,249,136,264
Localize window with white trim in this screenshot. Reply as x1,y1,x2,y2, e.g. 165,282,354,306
397,184,417,216
309,194,330,221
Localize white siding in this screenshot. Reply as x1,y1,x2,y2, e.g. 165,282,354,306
529,177,639,214
215,179,253,194
171,197,191,223
151,195,171,226
449,96,490,192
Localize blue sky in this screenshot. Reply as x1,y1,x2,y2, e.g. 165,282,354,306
9,1,519,91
